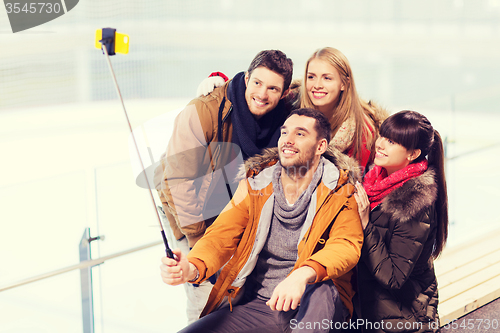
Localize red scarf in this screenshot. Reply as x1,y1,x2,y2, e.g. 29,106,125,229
363,160,428,210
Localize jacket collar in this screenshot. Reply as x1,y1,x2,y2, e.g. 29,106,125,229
246,157,340,192
379,168,438,223
242,146,361,191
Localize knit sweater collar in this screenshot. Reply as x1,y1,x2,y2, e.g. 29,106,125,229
271,160,324,223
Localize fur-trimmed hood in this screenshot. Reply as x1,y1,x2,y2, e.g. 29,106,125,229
380,168,438,223
238,146,362,185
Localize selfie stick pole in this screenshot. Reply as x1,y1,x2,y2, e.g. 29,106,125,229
99,35,174,259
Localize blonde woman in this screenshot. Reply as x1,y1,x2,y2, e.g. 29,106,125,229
291,47,388,169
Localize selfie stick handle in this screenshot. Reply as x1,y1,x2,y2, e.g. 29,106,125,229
99,41,174,259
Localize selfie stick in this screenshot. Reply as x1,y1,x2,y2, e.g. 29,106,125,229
98,28,174,259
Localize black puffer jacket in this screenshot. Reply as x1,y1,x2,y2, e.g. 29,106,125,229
357,168,440,333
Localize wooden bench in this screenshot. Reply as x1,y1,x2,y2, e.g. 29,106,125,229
435,227,500,324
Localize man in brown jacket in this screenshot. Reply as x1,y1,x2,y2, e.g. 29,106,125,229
155,50,293,323
161,108,363,332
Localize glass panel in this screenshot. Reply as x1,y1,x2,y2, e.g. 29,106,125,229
0,173,87,285
93,147,190,331
93,245,188,332
94,162,161,256
0,271,83,332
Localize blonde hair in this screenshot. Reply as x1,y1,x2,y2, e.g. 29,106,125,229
300,47,386,163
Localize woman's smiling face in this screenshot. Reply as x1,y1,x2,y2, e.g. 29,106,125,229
305,58,344,114
374,136,420,175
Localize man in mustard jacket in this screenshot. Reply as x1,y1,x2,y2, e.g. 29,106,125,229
155,50,293,323
161,108,363,332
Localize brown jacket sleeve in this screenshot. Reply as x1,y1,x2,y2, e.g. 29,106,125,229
154,101,216,247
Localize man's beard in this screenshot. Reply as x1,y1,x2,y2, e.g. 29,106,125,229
280,145,315,178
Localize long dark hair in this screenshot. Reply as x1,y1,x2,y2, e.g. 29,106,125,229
379,110,448,258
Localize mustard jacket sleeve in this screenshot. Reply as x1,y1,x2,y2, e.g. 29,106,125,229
305,194,363,281
187,180,250,282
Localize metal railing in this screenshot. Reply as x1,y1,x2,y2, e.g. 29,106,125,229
0,240,162,293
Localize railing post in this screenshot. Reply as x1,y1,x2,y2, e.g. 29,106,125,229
79,228,99,333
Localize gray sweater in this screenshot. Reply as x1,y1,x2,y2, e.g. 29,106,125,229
248,160,324,299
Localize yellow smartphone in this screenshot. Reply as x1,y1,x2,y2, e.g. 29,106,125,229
95,29,129,54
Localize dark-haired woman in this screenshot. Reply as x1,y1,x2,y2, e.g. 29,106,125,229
354,110,448,333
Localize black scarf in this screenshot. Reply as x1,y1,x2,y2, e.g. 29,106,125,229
228,72,289,160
